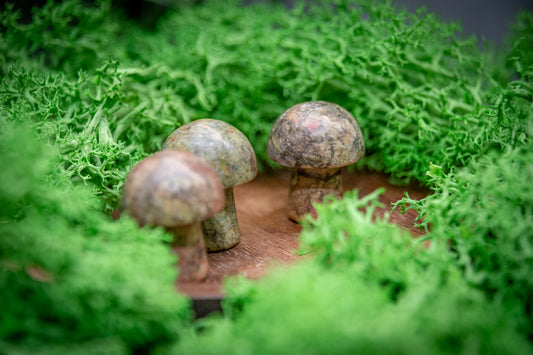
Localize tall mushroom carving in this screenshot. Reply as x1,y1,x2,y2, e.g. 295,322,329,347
163,119,257,252
267,101,365,222
122,150,224,282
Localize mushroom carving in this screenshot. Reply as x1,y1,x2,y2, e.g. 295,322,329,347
267,101,365,222
163,119,257,252
122,150,224,282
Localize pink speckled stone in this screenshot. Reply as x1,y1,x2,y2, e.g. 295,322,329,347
267,101,364,169
267,101,365,222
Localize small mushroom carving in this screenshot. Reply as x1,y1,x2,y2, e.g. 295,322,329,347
122,150,224,282
163,119,257,252
267,101,365,222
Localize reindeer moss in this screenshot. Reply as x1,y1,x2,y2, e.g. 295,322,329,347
1,0,532,353
0,123,191,352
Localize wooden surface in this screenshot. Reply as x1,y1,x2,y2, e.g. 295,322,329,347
177,169,428,300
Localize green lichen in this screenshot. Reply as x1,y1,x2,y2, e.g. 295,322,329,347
167,190,531,354
2,0,528,212
0,123,191,352
1,0,532,353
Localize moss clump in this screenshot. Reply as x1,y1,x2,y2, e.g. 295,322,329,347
396,126,533,334
124,0,527,183
2,0,529,211
1,0,532,353
166,190,531,354
0,123,191,352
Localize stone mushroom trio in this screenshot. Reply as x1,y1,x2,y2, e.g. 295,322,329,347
122,101,365,282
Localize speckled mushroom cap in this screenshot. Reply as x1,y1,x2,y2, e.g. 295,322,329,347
162,119,257,189
267,101,365,169
122,150,224,227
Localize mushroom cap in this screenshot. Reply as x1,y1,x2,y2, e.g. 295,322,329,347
162,119,257,188
122,150,224,227
267,101,365,169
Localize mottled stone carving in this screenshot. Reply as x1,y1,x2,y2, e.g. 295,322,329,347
122,150,224,282
163,119,257,251
267,101,365,221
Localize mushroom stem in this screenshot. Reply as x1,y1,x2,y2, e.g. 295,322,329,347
202,188,240,252
288,167,342,222
168,222,209,282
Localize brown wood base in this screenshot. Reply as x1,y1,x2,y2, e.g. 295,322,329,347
176,169,428,303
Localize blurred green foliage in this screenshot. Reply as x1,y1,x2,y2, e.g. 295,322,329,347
166,190,531,354
1,0,532,353
0,123,191,353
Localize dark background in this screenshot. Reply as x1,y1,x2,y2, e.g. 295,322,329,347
269,0,533,44
394,0,533,44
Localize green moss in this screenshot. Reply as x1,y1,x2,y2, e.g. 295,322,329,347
1,0,532,352
165,190,531,354
0,123,191,351
3,0,528,211
395,125,533,333
125,0,523,184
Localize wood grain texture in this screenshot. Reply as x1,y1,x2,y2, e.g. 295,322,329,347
177,169,428,300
